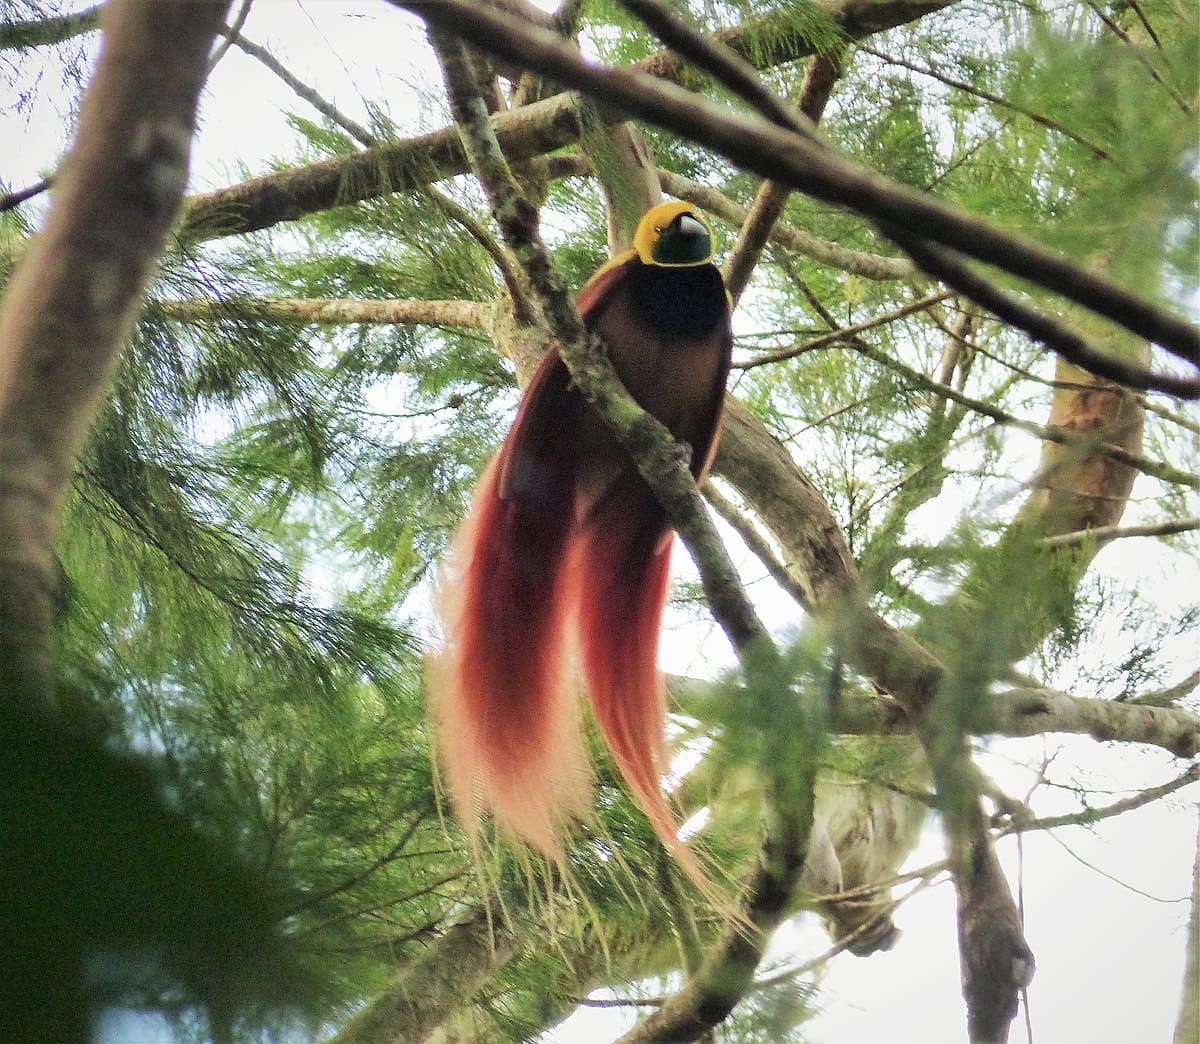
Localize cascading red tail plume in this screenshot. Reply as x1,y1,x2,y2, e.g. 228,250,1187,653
573,475,711,884
429,447,591,857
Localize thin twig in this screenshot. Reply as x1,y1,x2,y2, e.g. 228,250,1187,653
0,177,53,213
861,46,1114,163
223,27,377,146
1084,0,1190,113
997,764,1200,837
844,336,1199,490
207,0,253,74
1039,517,1199,547
735,291,953,370
883,224,1199,399
704,483,811,609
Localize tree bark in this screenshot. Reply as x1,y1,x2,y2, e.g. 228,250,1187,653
332,906,518,1044
0,0,229,711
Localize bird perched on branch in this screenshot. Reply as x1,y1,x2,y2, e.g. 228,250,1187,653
428,201,733,882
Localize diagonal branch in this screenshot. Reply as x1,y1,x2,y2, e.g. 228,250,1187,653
1083,0,1191,113
220,26,378,147
734,289,954,369
861,45,1114,163
882,226,1198,398
841,335,1199,489
0,177,52,214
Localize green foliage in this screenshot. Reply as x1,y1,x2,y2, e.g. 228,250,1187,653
828,73,940,188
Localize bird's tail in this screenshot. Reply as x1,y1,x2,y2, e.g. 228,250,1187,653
574,475,711,888
428,456,591,856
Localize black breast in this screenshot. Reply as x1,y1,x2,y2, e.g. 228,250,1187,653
628,263,728,339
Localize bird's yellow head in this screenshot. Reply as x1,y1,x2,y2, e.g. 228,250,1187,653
632,201,715,268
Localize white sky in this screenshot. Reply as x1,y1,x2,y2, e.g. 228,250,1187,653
4,3,1198,1043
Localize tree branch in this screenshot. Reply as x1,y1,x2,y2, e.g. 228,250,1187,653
860,45,1114,163
734,289,954,369
331,904,518,1044
721,49,846,304
0,0,230,710
1175,814,1200,1044
1083,0,1191,113
151,295,494,330
1039,517,1200,548
882,226,1198,398
1000,763,1200,836
182,0,903,244
0,177,53,214
180,89,587,241
667,676,1200,758
220,26,378,147
0,2,102,49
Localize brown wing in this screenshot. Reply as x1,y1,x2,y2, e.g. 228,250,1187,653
576,248,638,322
497,249,640,503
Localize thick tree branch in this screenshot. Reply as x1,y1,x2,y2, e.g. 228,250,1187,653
0,0,229,710
0,177,52,213
982,687,1199,757
1175,814,1200,1044
180,90,587,242
666,674,1200,758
